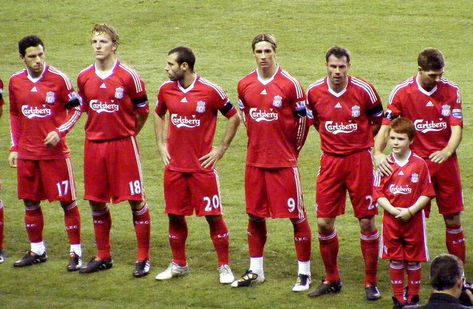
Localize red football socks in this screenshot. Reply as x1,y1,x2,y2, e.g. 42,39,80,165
62,201,81,245
318,230,340,282
446,225,466,264
92,207,112,260
169,218,188,267
292,218,312,262
407,263,422,303
25,204,44,243
390,261,405,305
208,216,230,266
132,204,151,262
247,219,267,258
360,230,380,285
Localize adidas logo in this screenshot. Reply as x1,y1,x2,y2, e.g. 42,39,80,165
260,89,267,95
31,86,38,92
334,102,342,109
180,97,188,103
398,171,404,176
426,101,434,107
100,83,107,89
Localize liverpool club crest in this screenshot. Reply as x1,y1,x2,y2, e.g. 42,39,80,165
272,95,282,108
115,87,124,99
196,101,206,113
352,105,360,118
45,91,56,104
441,104,451,117
411,173,419,183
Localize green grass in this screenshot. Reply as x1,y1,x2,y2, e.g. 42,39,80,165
1,1,473,308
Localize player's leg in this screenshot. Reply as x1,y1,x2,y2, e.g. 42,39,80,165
156,169,190,281
429,157,466,263
291,217,312,292
206,215,233,284
60,201,82,271
309,154,344,297
406,262,421,305
389,260,405,308
347,150,380,300
14,160,47,267
232,166,268,288
41,157,82,271
155,214,189,280
129,200,151,278
79,201,113,274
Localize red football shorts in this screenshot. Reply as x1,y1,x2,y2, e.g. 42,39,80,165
316,150,378,219
17,157,77,202
245,166,306,219
163,168,223,217
381,210,429,262
84,136,145,204
425,154,463,216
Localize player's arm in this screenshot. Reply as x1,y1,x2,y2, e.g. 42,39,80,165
429,125,462,164
376,197,400,217
135,111,149,135
395,195,431,222
154,111,170,166
199,111,240,168
8,82,19,168
374,124,393,175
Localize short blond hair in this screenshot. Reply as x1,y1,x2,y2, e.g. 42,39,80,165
251,33,277,52
91,23,120,46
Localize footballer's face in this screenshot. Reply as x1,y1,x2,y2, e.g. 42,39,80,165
165,53,185,82
326,55,350,90
22,45,45,77
91,32,117,61
253,41,276,70
418,68,444,91
389,130,412,158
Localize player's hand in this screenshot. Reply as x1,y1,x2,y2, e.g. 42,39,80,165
429,149,451,164
44,131,60,147
395,207,412,222
387,207,401,217
158,143,171,166
8,152,18,168
374,152,393,176
199,146,225,169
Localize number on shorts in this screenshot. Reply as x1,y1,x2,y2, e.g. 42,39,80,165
129,180,142,195
56,180,69,197
287,198,296,213
203,195,220,212
365,195,375,210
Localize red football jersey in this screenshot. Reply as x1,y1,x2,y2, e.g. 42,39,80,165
0,78,4,106
78,60,149,141
9,64,81,160
373,152,435,208
307,76,383,155
238,67,308,168
383,75,463,158
156,75,237,172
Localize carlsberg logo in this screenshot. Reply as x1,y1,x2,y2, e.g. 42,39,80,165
249,108,278,122
414,119,447,133
171,114,201,128
21,105,52,119
90,99,119,113
325,121,358,134
389,184,412,195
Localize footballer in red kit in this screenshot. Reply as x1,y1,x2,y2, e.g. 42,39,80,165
307,47,383,300
8,35,83,271
0,78,5,264
231,34,312,292
374,117,435,307
374,48,466,264
154,47,240,284
77,24,151,278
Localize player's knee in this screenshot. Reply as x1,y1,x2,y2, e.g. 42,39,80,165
249,215,265,223
443,213,461,227
317,217,335,233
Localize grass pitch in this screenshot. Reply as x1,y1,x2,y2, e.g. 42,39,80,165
0,1,472,308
